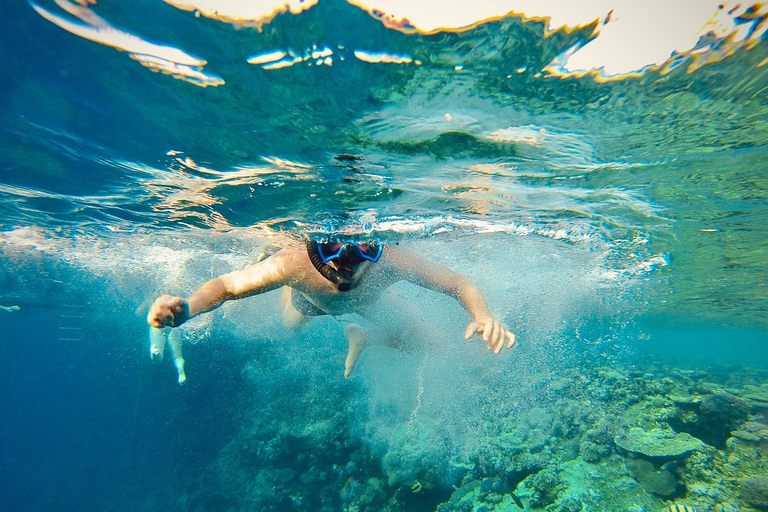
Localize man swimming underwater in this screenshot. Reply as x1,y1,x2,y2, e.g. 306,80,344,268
147,239,517,379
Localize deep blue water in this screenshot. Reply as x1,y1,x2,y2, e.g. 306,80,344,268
1,1,768,511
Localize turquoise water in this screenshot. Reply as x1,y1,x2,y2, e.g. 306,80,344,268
1,1,767,511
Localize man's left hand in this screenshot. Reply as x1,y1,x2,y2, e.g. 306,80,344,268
464,317,517,353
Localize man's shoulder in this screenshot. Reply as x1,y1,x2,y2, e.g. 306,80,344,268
265,248,314,275
266,248,306,263
378,245,418,268
231,248,312,288
271,247,304,258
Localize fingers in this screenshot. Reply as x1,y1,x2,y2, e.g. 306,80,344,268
506,331,518,349
147,295,187,328
465,318,518,354
147,297,166,328
492,326,505,354
489,320,505,354
464,321,480,340
148,318,164,328
166,300,183,325
482,318,502,353
482,318,494,344
167,296,185,310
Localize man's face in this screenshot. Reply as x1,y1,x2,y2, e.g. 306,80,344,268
317,242,382,270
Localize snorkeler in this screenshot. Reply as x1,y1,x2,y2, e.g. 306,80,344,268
147,239,517,380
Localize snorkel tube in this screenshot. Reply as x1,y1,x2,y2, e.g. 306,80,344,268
306,240,353,292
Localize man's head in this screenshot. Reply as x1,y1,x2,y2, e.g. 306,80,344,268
317,241,382,270
306,240,383,291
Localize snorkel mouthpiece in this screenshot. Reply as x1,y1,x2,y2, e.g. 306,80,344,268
306,240,353,292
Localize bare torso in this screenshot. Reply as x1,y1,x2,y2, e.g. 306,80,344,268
281,248,403,315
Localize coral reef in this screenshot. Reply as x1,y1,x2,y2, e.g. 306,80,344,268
670,388,750,448
700,394,751,444
528,467,563,508
580,417,621,463
615,427,705,459
179,346,768,512
670,392,751,448
625,458,680,498
741,476,768,510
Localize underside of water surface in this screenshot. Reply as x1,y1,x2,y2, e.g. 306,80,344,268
1,1,767,511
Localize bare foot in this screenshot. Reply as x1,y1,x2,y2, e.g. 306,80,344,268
175,358,187,385
344,324,369,379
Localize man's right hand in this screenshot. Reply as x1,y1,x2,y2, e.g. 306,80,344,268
147,294,190,328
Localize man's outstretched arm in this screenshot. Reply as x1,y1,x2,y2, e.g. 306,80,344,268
385,247,517,353
147,250,301,328
146,278,227,328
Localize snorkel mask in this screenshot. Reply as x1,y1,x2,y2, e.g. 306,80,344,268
306,240,382,292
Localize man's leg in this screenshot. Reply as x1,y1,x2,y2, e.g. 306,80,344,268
149,326,186,384
344,324,370,379
343,291,428,378
149,326,167,363
167,329,186,385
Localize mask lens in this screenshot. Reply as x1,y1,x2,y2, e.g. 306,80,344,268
357,243,382,263
318,243,344,263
